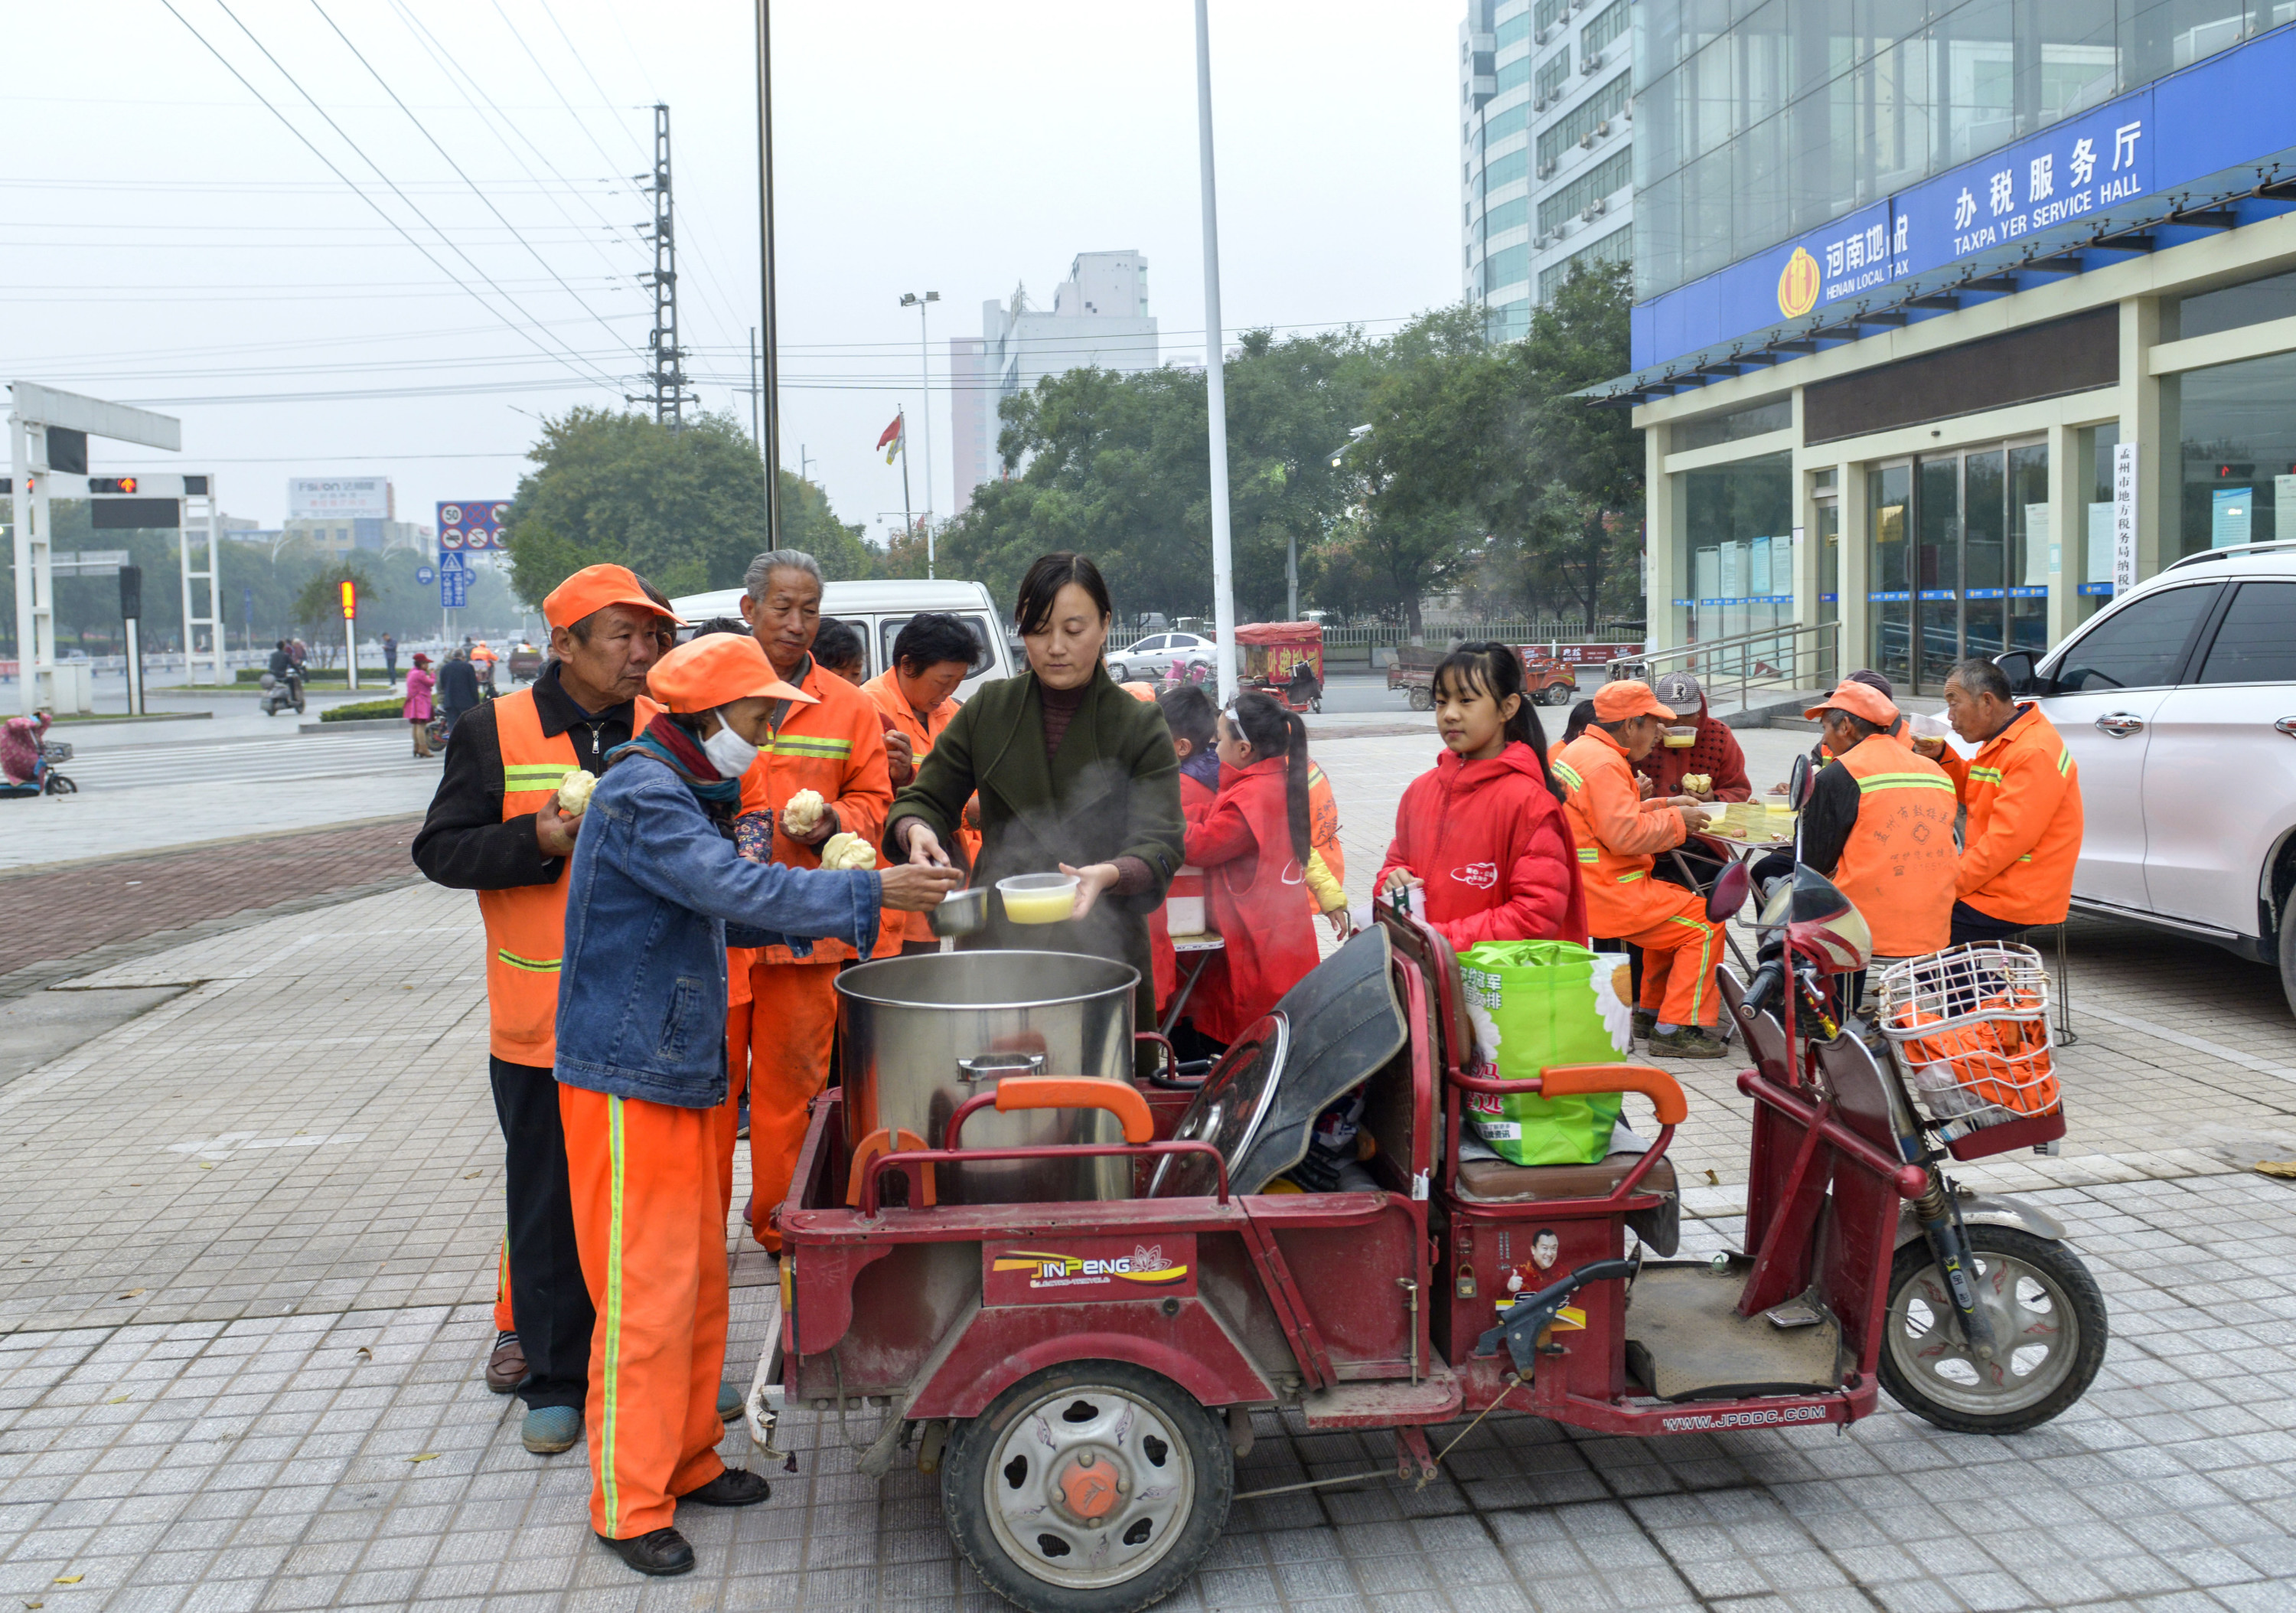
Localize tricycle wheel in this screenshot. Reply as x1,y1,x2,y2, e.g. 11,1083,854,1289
942,1360,1232,1613
1407,687,1433,711
1878,1223,2105,1435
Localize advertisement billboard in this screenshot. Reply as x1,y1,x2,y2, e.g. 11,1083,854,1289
288,476,392,520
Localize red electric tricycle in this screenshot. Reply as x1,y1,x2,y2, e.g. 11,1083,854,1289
754,833,2105,1611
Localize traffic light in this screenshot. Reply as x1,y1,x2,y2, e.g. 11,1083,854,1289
340,580,357,619
89,476,139,494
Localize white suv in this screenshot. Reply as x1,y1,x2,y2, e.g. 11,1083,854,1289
1998,541,2296,1014
1106,632,1218,682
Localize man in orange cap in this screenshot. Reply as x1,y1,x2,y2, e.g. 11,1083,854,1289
733,549,895,1252
1797,678,1958,966
1553,680,1727,1057
413,562,680,1454
555,632,960,1577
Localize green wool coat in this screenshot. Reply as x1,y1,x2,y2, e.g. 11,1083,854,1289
883,665,1186,1034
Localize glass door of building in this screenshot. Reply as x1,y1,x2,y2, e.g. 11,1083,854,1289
1867,441,2048,694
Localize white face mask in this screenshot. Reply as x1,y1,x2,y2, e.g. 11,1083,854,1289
700,710,760,779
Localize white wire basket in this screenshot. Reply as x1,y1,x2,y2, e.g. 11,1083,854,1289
1874,943,2060,1138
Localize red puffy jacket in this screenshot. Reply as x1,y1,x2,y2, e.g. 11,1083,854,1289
1375,743,1588,949
1183,756,1322,1043
1148,770,1216,1007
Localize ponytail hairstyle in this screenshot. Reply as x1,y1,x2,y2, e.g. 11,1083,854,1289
1226,690,1313,866
1431,640,1566,805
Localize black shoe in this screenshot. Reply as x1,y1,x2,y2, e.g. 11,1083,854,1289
1649,1025,1728,1060
679,1468,771,1507
1631,1008,1657,1042
596,1527,694,1577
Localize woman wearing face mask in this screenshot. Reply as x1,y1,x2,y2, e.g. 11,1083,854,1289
887,552,1186,1047
553,633,958,1581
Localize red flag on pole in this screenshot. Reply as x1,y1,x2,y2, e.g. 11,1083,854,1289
876,412,904,463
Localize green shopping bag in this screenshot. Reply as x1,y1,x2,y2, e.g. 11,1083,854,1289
1456,939,1636,1165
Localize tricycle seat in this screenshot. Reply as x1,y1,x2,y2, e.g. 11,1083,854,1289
1454,1152,1679,1255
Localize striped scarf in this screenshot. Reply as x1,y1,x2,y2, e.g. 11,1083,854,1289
607,712,744,815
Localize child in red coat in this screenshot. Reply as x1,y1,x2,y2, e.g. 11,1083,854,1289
1182,691,1322,1045
1148,684,1221,1010
1378,642,1587,949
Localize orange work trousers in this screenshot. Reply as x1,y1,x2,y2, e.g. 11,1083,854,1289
1617,884,1724,1029
713,999,752,1225
742,959,839,1251
560,1084,729,1540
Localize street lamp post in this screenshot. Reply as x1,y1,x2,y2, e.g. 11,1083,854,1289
900,290,940,580
1319,424,1374,623
1193,0,1238,704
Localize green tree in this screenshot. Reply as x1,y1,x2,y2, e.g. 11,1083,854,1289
501,408,872,606
1354,304,1498,634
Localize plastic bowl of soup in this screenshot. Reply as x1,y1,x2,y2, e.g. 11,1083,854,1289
1662,725,1699,748
998,872,1080,925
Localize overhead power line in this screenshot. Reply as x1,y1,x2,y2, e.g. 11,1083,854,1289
156,0,624,396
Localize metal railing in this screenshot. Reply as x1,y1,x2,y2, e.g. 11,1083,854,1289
1605,619,1841,714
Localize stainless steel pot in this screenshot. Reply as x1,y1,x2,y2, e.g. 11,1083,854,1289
835,950,1138,1204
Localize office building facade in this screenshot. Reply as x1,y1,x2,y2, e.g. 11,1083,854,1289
948,250,1160,514
1462,0,1636,341
1601,4,2296,692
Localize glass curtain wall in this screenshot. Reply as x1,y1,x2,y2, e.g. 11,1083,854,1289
2170,348,2296,563
1867,439,2048,693
1680,452,1792,663
1633,0,2268,303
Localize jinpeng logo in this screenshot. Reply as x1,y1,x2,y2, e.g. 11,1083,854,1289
1777,247,1821,318
991,1245,1189,1288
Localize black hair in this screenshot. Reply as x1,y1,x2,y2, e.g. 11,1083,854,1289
688,615,746,638
1156,682,1218,753
1947,655,2014,704
1561,698,1596,746
893,611,979,675
1824,709,1882,744
1431,641,1565,803
1014,551,1112,637
1225,691,1313,866
812,616,864,671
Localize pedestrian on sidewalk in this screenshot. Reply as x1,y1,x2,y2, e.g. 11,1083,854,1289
403,653,435,758
410,563,680,1457
555,631,958,1578
382,632,399,687
435,649,480,743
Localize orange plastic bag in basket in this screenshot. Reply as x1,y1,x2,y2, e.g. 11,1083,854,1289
1892,1001,2060,1118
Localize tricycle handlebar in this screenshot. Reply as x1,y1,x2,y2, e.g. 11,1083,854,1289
1450,1061,1689,1126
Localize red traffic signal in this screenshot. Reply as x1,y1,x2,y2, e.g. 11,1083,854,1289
89,476,139,494
339,580,357,619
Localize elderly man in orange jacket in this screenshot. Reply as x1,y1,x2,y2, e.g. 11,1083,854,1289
735,548,895,1251
861,612,983,955
1554,680,1725,1058
1915,656,2084,946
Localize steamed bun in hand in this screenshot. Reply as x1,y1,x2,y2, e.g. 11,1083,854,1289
1683,773,1712,795
556,769,597,814
818,831,876,871
781,789,826,835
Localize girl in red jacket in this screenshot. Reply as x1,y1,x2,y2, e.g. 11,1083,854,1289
1148,684,1221,1011
1183,692,1322,1045
1378,642,1588,949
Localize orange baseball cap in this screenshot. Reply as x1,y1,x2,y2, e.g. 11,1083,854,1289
1592,680,1677,723
1803,678,1900,728
647,634,815,713
541,563,685,632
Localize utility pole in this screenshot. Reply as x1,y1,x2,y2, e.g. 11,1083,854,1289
631,103,696,428
800,445,814,483
1194,0,1239,703
755,2,784,543
741,326,762,444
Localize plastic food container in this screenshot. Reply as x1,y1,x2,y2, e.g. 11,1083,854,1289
1166,866,1211,937
1662,725,1699,748
998,872,1080,925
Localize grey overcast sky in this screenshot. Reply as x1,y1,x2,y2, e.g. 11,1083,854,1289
5,1,1462,556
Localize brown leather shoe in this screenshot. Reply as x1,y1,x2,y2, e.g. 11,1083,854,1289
484,1331,527,1395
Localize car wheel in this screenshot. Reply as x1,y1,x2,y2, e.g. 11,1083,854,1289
2280,911,2296,1021
942,1360,1232,1613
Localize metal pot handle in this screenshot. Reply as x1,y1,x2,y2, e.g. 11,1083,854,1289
956,1053,1046,1083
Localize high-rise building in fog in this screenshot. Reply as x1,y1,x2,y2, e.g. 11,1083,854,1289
948,250,1159,514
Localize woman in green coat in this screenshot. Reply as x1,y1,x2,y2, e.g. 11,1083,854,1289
884,552,1186,1036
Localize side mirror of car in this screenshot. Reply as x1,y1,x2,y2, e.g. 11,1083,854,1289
1993,649,2043,697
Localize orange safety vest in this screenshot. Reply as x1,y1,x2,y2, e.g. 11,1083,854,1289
859,668,971,949
1306,761,1344,890
738,658,893,966
1828,734,1958,958
1940,706,2083,926
1553,729,1687,938
478,689,578,1066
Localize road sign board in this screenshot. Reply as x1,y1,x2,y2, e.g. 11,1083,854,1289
437,498,509,551
442,572,470,608
415,564,436,586
437,550,471,574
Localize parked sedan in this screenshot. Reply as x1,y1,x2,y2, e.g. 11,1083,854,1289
1106,631,1219,682
1998,541,2296,1014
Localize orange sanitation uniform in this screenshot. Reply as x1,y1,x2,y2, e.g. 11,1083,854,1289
559,1086,729,1540
1940,707,2084,927
737,658,893,1249
1828,735,1959,958
860,668,974,949
1554,729,1724,1028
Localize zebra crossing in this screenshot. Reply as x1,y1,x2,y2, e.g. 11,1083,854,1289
54,730,435,792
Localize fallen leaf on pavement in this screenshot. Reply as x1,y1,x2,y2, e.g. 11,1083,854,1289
51,1577,80,1585
355,1347,372,1361
117,1289,144,1299
2255,1160,2296,1179
106,1395,129,1405
197,1163,214,1170
1704,1169,1720,1186
407,1453,438,1463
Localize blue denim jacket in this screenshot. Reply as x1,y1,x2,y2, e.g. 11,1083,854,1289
554,753,882,1107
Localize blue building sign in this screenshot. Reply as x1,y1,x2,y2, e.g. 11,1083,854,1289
1631,24,2296,374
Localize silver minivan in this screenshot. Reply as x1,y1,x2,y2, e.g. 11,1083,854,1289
668,578,1013,700
1998,540,2296,1014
